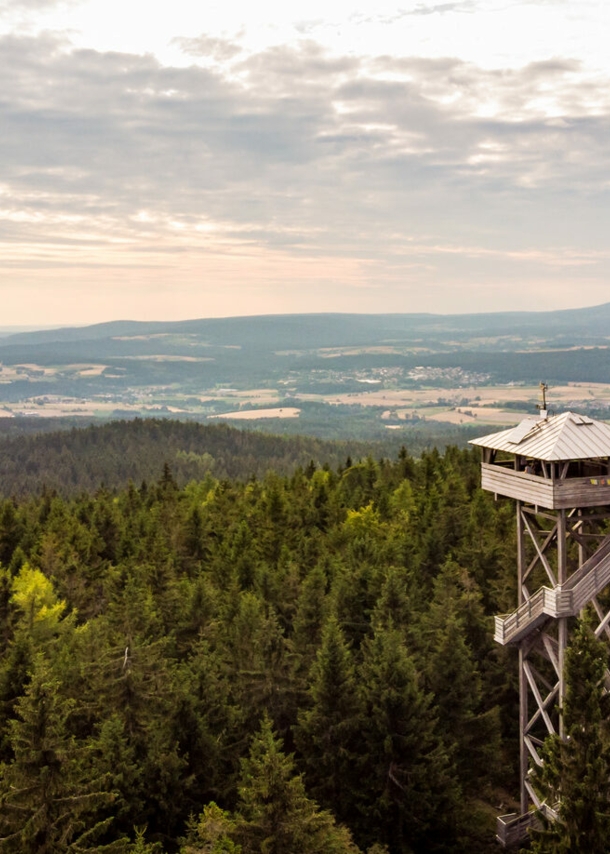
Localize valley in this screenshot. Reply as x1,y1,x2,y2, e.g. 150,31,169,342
1,305,610,441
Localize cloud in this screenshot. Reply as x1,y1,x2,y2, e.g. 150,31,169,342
173,34,243,63
398,2,476,16
349,2,477,25
0,32,609,316
0,0,77,11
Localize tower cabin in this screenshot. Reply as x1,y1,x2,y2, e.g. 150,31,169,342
471,411,610,847
471,410,610,511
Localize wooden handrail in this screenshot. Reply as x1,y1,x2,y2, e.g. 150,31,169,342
496,811,538,847
495,534,610,645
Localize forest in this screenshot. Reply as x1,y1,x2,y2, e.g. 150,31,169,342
0,418,481,498
2,413,609,853
0,435,529,853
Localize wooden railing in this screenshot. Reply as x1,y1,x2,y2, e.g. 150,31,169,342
495,534,610,645
481,463,610,510
496,812,539,847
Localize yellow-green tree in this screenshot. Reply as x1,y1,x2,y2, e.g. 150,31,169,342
11,564,66,638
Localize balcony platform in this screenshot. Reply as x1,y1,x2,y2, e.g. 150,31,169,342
494,533,610,644
496,812,538,848
480,463,610,510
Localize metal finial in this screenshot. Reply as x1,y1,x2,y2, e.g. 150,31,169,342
537,382,548,417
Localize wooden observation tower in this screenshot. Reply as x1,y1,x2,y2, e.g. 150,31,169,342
471,403,610,847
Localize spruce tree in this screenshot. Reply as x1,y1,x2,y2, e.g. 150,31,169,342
294,616,361,822
235,713,360,854
0,631,33,762
291,564,329,670
0,656,123,853
531,618,610,853
179,802,241,853
370,565,413,637
423,610,501,793
355,626,461,853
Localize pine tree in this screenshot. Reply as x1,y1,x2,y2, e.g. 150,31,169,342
0,655,123,853
423,610,501,793
291,563,329,670
295,616,361,821
0,567,15,653
370,565,413,637
355,626,461,853
531,618,610,853
10,563,66,640
180,802,241,854
235,713,360,854
0,501,23,567
0,631,33,762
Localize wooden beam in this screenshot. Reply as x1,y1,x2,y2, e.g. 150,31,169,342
594,607,610,639
524,661,556,735
541,634,560,678
523,513,557,587
591,597,610,642
526,683,559,733
524,736,544,768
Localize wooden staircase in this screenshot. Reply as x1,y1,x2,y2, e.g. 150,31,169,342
496,812,538,847
496,803,558,848
495,534,610,645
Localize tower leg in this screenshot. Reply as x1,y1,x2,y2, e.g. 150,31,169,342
516,501,529,814
558,618,568,740
557,510,568,740
519,646,528,816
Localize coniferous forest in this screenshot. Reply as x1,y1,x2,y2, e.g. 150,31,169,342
0,432,528,853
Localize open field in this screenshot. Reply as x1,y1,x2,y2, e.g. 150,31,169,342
0,382,609,431
299,382,610,409
208,407,301,420
292,383,610,425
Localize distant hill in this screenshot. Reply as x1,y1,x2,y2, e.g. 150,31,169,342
1,307,609,443
0,418,391,497
1,306,610,396
5,303,610,350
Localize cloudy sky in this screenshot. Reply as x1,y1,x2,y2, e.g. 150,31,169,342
1,0,609,324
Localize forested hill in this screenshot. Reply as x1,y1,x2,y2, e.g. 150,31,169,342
5,302,610,348
0,445,516,853
0,418,394,497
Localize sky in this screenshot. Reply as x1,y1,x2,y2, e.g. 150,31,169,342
1,0,609,324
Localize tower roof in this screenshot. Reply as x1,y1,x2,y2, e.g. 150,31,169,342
470,411,610,462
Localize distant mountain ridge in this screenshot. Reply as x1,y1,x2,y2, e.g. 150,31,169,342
5,303,610,351
1,306,610,435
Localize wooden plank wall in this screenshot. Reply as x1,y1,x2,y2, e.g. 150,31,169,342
481,464,554,507
481,464,610,510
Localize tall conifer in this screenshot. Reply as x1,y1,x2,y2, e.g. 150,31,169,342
235,713,359,854
295,616,361,822
0,656,122,853
355,626,461,853
531,618,610,853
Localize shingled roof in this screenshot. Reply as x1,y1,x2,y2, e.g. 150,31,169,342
470,411,610,462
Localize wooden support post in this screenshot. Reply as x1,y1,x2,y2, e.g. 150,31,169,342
557,510,567,740
517,502,525,605
558,618,567,741
519,646,529,817
517,500,530,815
577,509,586,567
557,509,567,586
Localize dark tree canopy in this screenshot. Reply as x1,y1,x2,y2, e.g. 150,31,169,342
0,437,519,853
